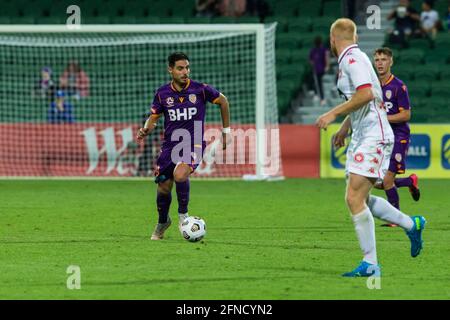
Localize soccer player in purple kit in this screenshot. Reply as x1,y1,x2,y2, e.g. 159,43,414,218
137,52,231,240
373,48,420,222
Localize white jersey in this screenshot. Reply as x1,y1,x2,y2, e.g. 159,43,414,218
337,44,394,143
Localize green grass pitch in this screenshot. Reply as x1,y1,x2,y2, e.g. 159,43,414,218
1,178,449,299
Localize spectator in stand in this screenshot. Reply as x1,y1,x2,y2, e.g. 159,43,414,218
309,36,330,106
420,0,440,40
59,61,90,100
387,0,420,47
446,4,450,31
34,66,56,102
246,0,269,20
217,0,247,17
195,0,219,17
47,89,75,124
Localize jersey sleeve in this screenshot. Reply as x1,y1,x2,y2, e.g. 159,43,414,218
397,84,411,111
203,84,221,104
150,92,163,115
344,55,373,90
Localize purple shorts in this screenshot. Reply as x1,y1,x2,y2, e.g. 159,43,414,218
154,142,205,183
388,139,409,174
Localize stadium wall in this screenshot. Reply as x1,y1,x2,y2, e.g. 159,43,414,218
320,124,450,179
279,125,320,178
0,124,320,178
0,123,269,178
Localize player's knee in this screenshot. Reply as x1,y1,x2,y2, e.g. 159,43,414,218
383,175,395,190
174,172,188,183
157,187,170,195
345,194,355,208
383,176,395,190
173,164,190,183
157,182,172,195
345,192,364,212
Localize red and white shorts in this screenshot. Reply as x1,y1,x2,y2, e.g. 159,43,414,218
345,139,393,179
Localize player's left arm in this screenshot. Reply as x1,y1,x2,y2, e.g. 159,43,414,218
213,93,231,149
388,109,411,123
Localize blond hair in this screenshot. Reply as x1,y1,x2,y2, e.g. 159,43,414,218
330,18,357,41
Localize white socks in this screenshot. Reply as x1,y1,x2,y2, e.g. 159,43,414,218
179,213,189,222
352,207,378,265
350,196,415,265
367,195,414,231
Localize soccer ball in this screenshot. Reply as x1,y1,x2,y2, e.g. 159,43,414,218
180,216,206,242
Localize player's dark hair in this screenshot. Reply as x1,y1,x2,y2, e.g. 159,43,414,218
374,47,393,58
168,52,189,67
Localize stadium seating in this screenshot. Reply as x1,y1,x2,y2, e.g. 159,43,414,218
414,64,441,82
1,0,340,118
392,64,414,82
288,18,312,34
322,0,342,19
384,0,450,123
276,33,302,50
426,48,449,64
3,0,447,122
297,1,321,17
398,49,424,64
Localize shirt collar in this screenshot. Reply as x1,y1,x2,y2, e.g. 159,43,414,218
170,79,191,92
338,44,358,64
382,74,395,87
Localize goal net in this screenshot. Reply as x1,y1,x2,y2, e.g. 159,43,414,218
0,24,282,179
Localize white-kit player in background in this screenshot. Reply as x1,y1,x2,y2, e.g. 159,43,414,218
315,18,426,277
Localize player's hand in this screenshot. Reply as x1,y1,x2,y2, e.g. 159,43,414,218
316,111,336,130
332,129,347,150
222,132,232,150
136,127,151,141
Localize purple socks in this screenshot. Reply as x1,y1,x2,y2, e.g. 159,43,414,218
385,187,400,209
176,179,190,214
156,192,172,223
395,177,412,188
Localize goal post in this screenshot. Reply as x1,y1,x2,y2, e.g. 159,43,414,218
0,24,283,179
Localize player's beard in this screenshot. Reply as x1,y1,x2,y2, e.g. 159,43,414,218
330,42,338,57
174,76,188,87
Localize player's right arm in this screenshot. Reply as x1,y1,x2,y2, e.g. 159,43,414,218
316,87,374,129
137,113,162,141
333,116,351,149
137,92,163,141
316,55,375,129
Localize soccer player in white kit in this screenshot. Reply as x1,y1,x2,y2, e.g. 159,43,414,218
316,18,426,277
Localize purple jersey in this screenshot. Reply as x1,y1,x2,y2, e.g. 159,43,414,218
150,79,221,150
382,74,411,140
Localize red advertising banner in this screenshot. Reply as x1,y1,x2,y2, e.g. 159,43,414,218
0,123,261,177
0,123,316,178
0,123,139,177
279,125,320,178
